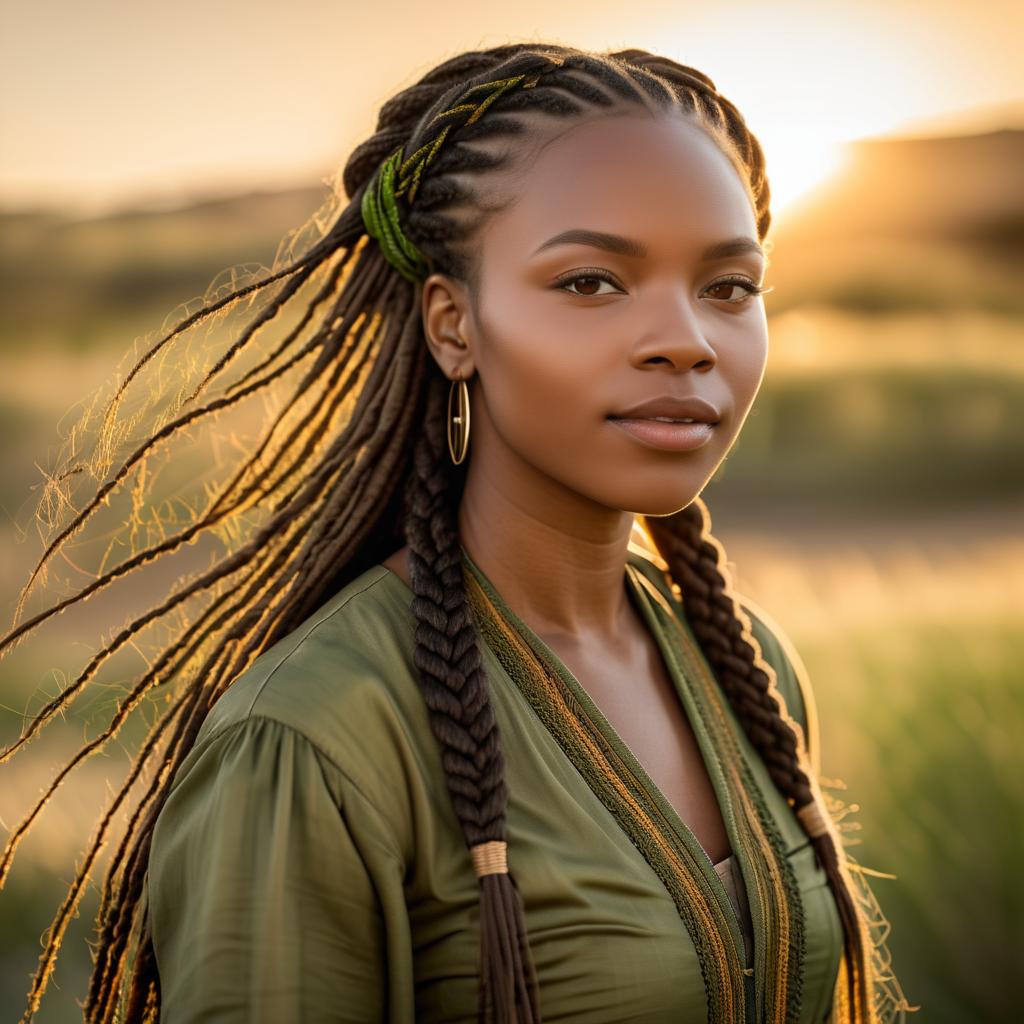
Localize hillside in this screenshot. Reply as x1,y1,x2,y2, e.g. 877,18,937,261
764,128,1024,315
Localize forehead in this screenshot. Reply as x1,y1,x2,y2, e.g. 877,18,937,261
480,112,756,260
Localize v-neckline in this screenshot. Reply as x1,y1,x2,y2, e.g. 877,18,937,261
490,554,745,927
373,548,753,971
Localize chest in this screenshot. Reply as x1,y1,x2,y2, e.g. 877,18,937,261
541,626,733,865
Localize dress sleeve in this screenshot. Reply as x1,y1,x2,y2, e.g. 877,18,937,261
145,713,413,1024
741,600,822,776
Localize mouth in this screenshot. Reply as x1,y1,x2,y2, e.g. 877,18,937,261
608,393,721,423
606,416,717,452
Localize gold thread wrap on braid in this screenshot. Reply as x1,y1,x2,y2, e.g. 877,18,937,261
795,799,831,838
469,840,509,878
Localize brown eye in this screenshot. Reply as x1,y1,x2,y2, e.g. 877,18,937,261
706,282,738,300
704,278,764,303
555,269,622,297
572,277,605,296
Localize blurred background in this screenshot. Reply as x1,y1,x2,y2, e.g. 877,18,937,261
1,1,1021,1020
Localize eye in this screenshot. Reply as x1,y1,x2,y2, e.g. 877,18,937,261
553,268,624,297
703,276,772,304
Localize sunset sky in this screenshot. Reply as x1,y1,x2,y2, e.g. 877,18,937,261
1,0,1021,217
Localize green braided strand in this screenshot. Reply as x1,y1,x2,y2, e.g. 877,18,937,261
360,147,429,284
360,71,544,283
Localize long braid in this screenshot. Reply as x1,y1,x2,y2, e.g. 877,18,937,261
404,368,541,1022
1,41,883,1024
643,501,874,1022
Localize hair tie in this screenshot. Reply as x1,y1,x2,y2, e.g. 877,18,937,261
470,840,509,878
795,799,830,839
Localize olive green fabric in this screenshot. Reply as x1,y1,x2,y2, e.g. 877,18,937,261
145,546,842,1023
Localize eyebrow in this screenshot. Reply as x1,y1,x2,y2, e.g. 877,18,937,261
531,228,765,262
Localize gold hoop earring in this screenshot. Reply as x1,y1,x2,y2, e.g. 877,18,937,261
447,375,471,465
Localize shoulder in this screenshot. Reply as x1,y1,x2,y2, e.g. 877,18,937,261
198,564,415,737
627,546,821,773
186,564,436,829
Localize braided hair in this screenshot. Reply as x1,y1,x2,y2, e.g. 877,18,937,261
1,43,876,1023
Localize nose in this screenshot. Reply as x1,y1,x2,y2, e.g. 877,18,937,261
631,286,717,371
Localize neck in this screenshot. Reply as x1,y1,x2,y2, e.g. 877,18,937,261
457,443,636,644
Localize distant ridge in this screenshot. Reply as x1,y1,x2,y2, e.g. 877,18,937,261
774,127,1023,252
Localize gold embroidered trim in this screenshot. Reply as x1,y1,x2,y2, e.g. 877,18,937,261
634,567,806,1024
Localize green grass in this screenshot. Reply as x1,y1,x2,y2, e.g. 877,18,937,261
795,618,1022,1024
712,366,1024,510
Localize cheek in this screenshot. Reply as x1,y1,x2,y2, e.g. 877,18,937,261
484,334,599,452
719,331,768,414
478,286,625,439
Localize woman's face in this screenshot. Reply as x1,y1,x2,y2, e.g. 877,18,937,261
431,111,769,519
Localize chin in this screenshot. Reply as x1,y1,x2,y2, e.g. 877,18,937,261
597,477,710,519
634,494,707,519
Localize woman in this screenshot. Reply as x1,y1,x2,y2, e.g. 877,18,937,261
0,43,911,1024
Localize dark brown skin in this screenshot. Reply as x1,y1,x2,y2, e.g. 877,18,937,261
383,111,769,865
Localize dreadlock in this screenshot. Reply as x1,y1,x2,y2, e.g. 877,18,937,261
1,42,881,1023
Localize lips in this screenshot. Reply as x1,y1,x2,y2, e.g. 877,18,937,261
607,394,721,424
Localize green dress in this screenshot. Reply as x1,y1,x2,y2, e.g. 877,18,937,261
144,540,843,1023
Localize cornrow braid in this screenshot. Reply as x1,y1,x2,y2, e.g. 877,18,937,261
361,69,553,283
0,41,904,1024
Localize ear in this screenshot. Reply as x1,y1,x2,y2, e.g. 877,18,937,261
421,272,476,378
